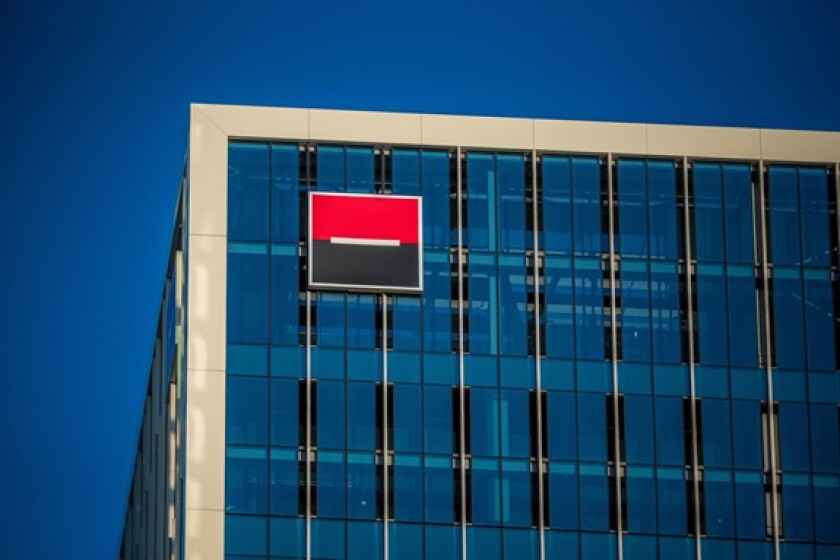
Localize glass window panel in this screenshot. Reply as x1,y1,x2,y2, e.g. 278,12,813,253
225,447,267,514
421,151,452,249
544,256,574,359
768,166,802,266
694,163,725,262
347,382,375,450
650,261,681,363
810,405,840,473
657,467,687,535
500,390,529,457
704,470,735,538
469,252,499,355
347,452,376,519
497,154,527,252
727,265,759,367
545,530,580,559
349,521,382,560
228,243,269,344
472,458,502,525
803,268,836,371
228,142,269,242
734,470,765,538
503,529,539,560
696,263,728,366
799,167,831,267
624,535,657,560
472,388,501,457
617,159,648,258
579,463,610,531
621,258,652,362
702,399,733,468
723,164,755,264
393,296,421,352
425,455,455,523
625,395,655,464
783,473,814,542
572,157,602,256
316,450,346,518
648,161,679,260
548,462,579,530
426,525,460,560
346,146,374,193
574,257,605,361
269,448,299,516
501,459,531,526
731,400,762,469
347,294,376,349
466,153,496,251
226,377,268,445
774,267,806,369
311,518,346,559
779,403,811,472
393,454,423,521
271,245,299,346
225,514,267,556
228,343,268,376
498,254,528,356
318,380,346,449
467,527,501,560
389,523,420,560
655,397,685,466
423,251,453,353
542,156,572,255
578,392,607,462
813,475,840,543
392,149,420,195
547,391,577,460
271,143,301,244
317,145,346,192
424,385,453,454
393,383,421,452
270,378,298,447
270,517,305,558
626,465,657,533
317,292,346,348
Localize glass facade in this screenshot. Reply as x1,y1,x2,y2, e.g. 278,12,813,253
224,142,840,560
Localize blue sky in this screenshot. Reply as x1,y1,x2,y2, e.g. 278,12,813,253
0,0,838,558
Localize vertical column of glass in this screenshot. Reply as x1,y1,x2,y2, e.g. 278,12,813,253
463,151,536,560
226,142,308,559
616,158,690,560
767,165,840,560
310,146,381,560
692,162,761,560
531,150,546,560
541,155,612,560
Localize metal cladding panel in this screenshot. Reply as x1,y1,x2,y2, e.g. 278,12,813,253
308,192,423,293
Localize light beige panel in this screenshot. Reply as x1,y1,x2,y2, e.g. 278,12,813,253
760,129,840,163
198,104,309,141
310,109,422,145
189,106,228,236
185,368,225,511
535,119,646,155
187,234,226,372
185,507,224,560
647,124,761,160
421,113,534,150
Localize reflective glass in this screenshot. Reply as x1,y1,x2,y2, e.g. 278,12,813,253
693,163,725,262
654,397,685,466
578,392,607,462
318,380,346,449
547,391,577,460
426,525,461,560
498,254,528,356
346,294,376,349
424,385,453,454
393,454,423,521
572,157,602,256
542,156,572,254
774,267,806,369
579,463,609,531
270,378,298,447
543,256,574,358
226,377,268,445
317,145,346,192
731,400,762,469
657,467,687,535
270,244,299,346
650,261,681,363
501,459,531,526
734,470,765,538
228,243,269,344
350,522,382,560
228,142,269,241
316,450,346,518
421,151,452,249
625,395,654,464
225,514,267,556
574,257,605,360
472,388,500,457
799,167,831,267
425,455,454,523
621,259,651,362
269,448,298,516
497,154,527,251
813,475,840,543
270,517,305,558
347,452,376,519
423,251,453,353
704,469,735,537
393,296,421,352
626,465,657,533
346,146,374,193
727,265,759,367
696,263,728,366
702,399,733,468
810,405,840,473
271,143,301,243
316,292,346,348
389,523,420,560
803,268,836,370
226,447,267,514
472,458,501,525
500,390,529,457
783,473,814,541
768,166,802,265
393,383,421,452
548,462,578,529
469,253,498,355
617,159,648,258
466,153,496,251
346,382,375,450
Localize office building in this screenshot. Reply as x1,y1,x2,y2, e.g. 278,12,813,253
122,104,840,560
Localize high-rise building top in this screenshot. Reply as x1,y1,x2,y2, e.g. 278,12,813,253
122,104,840,560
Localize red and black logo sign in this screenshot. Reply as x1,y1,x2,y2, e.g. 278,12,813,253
308,192,423,293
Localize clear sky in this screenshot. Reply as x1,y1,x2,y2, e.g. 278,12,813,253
0,0,838,558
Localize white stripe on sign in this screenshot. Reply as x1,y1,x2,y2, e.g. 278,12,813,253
330,237,401,247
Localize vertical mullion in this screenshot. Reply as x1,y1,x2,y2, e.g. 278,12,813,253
305,289,312,560
532,150,546,560
758,161,782,559
382,294,390,559
607,153,624,559
456,147,468,560
682,157,703,558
